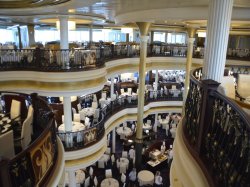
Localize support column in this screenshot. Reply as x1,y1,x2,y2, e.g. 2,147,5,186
154,70,159,90
17,26,22,49
112,128,116,153
203,0,234,83
27,25,35,47
235,36,241,49
68,170,76,187
89,24,93,44
59,17,69,68
155,113,158,126
183,26,198,102
59,17,69,50
126,33,130,42
63,96,72,131
150,31,154,43
135,22,151,170
110,76,114,97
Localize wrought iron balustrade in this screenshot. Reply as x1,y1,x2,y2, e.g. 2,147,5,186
0,92,57,187
0,45,249,72
56,91,183,151
183,68,250,187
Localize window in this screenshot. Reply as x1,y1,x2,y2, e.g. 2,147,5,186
167,33,186,44
0,29,14,44
153,32,166,42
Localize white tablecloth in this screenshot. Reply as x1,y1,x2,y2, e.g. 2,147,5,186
98,154,110,168
101,178,119,187
76,170,85,184
119,157,129,173
116,126,132,136
138,170,154,186
58,121,85,133
80,107,95,117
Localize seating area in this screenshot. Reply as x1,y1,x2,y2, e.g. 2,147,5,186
0,94,36,158
64,112,177,187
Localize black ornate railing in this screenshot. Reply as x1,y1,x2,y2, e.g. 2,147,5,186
57,89,183,151
1,45,249,72
183,68,250,187
0,92,58,187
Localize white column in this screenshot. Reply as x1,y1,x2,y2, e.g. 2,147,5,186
136,35,149,140
63,96,72,131
59,17,69,50
154,70,158,90
27,25,35,47
89,25,93,43
184,37,195,100
203,0,234,83
112,128,116,153
68,170,76,187
155,113,158,126
110,76,114,97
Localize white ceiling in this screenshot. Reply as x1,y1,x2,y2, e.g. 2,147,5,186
0,0,250,32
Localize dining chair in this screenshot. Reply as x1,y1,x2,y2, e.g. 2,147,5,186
94,176,98,187
84,176,90,187
10,99,21,121
122,151,128,158
15,114,33,151
105,169,112,178
121,173,126,183
74,113,81,123
92,101,98,109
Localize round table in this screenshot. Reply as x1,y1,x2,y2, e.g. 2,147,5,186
138,170,154,186
101,178,119,187
75,170,85,184
58,121,85,133
116,126,132,136
80,107,95,117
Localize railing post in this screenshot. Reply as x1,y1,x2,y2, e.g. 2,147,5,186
196,79,220,153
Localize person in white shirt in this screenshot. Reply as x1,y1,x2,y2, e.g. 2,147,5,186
129,168,137,186
154,171,163,187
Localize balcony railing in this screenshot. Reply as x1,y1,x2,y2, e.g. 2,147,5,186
0,92,58,187
57,89,183,151
0,45,249,72
183,68,250,187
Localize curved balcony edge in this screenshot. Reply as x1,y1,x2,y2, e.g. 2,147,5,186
65,141,107,171
45,136,65,187
63,100,182,163
170,119,210,187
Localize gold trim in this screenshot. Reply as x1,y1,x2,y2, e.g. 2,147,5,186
65,143,106,167
0,77,106,91
107,64,138,74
